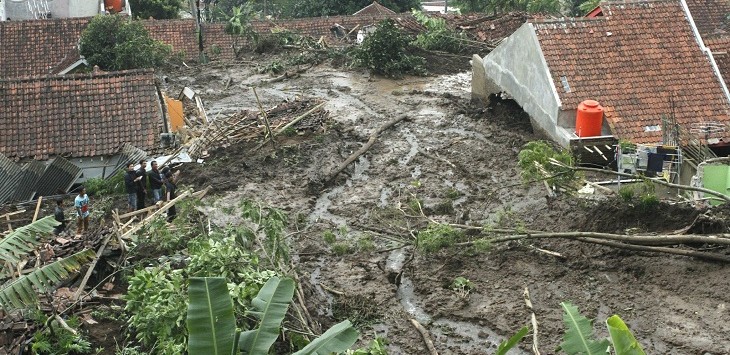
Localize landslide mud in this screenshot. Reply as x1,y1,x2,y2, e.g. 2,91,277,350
173,58,730,354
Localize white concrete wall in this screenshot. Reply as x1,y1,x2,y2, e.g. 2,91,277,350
4,0,98,19
1,0,6,21
480,23,569,146
66,0,98,17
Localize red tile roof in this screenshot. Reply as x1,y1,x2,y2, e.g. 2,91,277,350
0,17,200,79
440,12,530,43
706,36,730,87
685,0,730,36
141,19,199,62
0,17,89,78
534,0,730,143
0,69,163,160
353,2,397,16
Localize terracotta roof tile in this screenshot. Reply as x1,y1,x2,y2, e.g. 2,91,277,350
685,0,730,36
0,69,163,160
353,2,397,16
706,36,730,88
534,0,730,143
0,17,199,78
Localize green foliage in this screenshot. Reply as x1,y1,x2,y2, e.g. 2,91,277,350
0,249,95,310
412,10,468,53
560,302,610,355
129,0,182,19
187,278,237,355
31,315,93,355
84,171,126,196
186,276,359,354
496,326,529,355
445,188,463,200
349,337,388,355
560,303,647,355
618,186,635,202
238,276,296,354
356,234,376,252
416,223,463,253
450,276,473,297
79,15,172,70
0,216,58,266
452,0,561,14
331,242,355,256
352,19,427,78
617,181,659,212
226,4,258,47
579,0,601,14
239,200,290,265
323,230,337,244
125,265,188,355
518,141,579,188
606,315,646,355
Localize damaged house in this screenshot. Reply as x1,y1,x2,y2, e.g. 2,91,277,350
473,0,730,171
0,69,167,203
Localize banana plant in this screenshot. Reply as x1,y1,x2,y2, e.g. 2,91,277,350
560,302,646,355
0,249,95,309
0,216,59,269
496,326,529,355
187,276,359,355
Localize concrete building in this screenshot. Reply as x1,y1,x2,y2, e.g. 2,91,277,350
1,0,130,21
473,0,730,154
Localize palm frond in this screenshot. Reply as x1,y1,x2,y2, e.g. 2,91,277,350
0,249,95,310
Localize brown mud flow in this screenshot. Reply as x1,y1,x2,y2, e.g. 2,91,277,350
174,59,730,354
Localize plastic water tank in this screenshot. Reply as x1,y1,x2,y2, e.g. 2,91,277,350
104,0,124,13
575,100,604,137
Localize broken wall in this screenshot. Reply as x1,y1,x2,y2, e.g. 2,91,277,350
477,23,567,146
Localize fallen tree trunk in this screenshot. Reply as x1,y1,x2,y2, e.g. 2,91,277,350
325,114,409,184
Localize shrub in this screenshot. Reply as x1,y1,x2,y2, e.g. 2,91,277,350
518,140,579,188
352,19,427,78
79,15,172,70
128,0,182,19
84,170,126,197
417,223,464,253
412,10,468,53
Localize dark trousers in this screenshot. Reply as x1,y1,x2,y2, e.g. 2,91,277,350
167,205,177,222
136,190,146,210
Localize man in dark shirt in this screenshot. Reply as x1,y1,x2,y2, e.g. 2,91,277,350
124,163,140,212
136,159,148,210
149,160,164,203
165,169,179,222
53,198,66,235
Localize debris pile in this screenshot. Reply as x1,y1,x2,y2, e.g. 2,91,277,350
183,97,329,158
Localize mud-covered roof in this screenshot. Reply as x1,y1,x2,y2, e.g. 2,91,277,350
533,0,730,144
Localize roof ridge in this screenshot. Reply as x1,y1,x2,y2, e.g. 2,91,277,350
601,0,680,7
0,68,155,83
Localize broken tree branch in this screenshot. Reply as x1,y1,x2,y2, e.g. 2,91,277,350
72,231,114,301
252,87,276,150
326,114,409,184
550,160,730,203
523,287,541,355
32,197,43,223
410,319,439,355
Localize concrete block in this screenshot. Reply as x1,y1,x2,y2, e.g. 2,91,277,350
471,54,488,106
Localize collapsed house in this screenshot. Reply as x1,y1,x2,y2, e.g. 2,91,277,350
0,69,168,203
473,0,730,178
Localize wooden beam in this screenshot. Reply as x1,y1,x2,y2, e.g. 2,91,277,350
32,197,43,222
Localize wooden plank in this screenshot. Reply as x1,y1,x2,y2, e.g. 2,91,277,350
32,196,43,222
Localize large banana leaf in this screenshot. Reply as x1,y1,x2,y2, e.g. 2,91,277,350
559,302,610,355
293,320,359,355
0,216,59,265
187,277,237,355
606,315,646,355
0,249,94,310
238,276,295,354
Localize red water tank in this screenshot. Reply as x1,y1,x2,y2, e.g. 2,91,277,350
105,0,124,13
575,100,604,137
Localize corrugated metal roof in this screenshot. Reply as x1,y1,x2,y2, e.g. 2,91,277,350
0,154,23,204
12,160,46,201
36,156,81,197
112,143,148,177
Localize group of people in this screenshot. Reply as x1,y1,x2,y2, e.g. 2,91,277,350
124,159,179,222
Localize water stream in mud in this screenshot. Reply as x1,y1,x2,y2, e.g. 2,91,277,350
386,249,529,354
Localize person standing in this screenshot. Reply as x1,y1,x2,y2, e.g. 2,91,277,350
74,186,90,236
124,163,140,212
53,198,66,235
149,161,164,203
164,169,179,222
136,159,148,210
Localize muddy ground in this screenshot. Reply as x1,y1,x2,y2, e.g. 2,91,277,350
164,55,730,354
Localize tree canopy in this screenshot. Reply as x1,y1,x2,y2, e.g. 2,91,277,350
129,0,183,19
79,15,172,71
204,0,420,20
